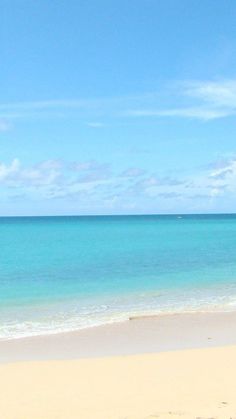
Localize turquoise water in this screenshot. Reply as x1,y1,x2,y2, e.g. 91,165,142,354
1,214,236,339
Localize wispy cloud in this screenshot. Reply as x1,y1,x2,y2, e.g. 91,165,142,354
0,99,87,110
184,80,236,107
209,157,236,191
1,79,236,124
127,79,236,121
127,107,232,120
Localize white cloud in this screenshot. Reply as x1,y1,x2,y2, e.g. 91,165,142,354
209,158,236,192
1,79,236,123
0,159,62,188
184,80,236,107
127,107,232,120
1,156,236,213
127,79,236,121
0,158,114,202
0,159,20,180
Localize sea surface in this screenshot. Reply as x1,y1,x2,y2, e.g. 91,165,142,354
1,214,236,340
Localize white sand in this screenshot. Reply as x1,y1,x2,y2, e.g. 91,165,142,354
1,345,236,419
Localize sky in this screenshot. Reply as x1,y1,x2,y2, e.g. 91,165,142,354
1,0,236,216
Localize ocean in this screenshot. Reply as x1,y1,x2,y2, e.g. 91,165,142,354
1,214,236,340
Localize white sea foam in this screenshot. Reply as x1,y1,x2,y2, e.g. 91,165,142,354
1,284,236,340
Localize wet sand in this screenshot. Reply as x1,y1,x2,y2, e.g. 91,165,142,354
1,311,236,363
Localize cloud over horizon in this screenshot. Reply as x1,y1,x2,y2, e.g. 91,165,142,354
0,156,234,215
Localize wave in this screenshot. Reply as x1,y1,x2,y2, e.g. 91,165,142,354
1,286,236,340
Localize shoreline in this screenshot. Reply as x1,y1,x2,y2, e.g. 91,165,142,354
1,310,236,418
1,310,236,363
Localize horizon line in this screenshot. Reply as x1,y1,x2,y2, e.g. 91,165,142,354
0,212,236,218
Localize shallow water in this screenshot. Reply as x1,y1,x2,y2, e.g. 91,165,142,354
1,214,236,339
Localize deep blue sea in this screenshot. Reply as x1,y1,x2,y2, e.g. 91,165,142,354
1,214,236,340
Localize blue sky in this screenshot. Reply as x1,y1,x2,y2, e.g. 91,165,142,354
1,0,236,215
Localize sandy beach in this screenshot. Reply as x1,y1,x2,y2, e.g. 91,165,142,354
2,0,236,415
1,312,236,418
1,346,236,419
